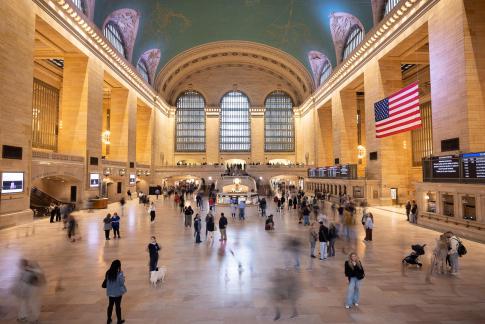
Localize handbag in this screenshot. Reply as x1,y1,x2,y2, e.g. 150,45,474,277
101,277,107,288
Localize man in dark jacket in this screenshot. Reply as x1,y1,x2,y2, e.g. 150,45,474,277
219,213,228,241
318,221,329,260
405,201,411,221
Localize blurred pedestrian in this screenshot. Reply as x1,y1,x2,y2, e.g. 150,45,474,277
328,222,337,257
119,197,126,216
318,220,329,260
271,268,301,320
344,252,365,309
149,202,156,223
67,214,77,242
219,213,228,241
103,213,112,240
102,260,126,324
206,212,215,242
184,205,194,228
308,222,318,258
364,213,374,242
194,214,202,244
265,214,275,230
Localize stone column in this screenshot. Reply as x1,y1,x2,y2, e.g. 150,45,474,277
205,107,220,164
0,0,35,227
250,107,265,164
364,59,413,204
316,106,333,166
332,90,358,165
109,88,136,163
136,104,153,165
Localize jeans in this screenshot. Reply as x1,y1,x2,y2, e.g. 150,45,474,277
346,277,361,306
328,238,336,256
303,215,310,225
107,295,122,323
319,241,327,259
239,209,245,220
310,240,316,256
449,253,459,273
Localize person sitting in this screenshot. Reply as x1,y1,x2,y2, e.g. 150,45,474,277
265,215,275,231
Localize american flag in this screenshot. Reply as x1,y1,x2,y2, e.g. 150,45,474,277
374,82,421,138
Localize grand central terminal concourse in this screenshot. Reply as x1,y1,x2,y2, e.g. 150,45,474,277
2,0,485,323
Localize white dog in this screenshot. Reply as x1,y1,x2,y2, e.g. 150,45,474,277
150,267,167,287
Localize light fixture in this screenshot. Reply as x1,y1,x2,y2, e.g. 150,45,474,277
357,145,366,159
102,130,111,144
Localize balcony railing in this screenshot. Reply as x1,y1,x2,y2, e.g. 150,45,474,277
32,149,84,163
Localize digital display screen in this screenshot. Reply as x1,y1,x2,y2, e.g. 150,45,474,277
129,174,136,184
462,152,485,180
308,165,356,179
1,172,24,194
90,173,100,187
431,155,460,179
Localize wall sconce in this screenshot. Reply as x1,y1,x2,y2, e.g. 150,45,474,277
119,168,126,176
145,170,150,176
425,191,431,200
102,130,111,144
104,168,111,176
357,145,366,159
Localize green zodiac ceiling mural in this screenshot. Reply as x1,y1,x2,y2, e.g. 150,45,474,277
94,0,374,79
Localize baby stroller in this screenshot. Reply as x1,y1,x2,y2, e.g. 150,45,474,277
402,244,426,267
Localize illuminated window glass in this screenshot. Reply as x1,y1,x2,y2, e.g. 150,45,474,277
319,62,332,85
343,26,364,60
265,91,294,152
385,0,401,15
175,91,206,152
137,59,150,83
32,78,59,151
220,91,251,152
104,22,126,58
71,0,87,14
411,102,433,166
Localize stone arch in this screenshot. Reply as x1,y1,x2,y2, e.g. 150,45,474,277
329,12,365,65
103,8,140,62
138,48,161,85
307,51,333,87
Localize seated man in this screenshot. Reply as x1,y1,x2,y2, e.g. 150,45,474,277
265,215,275,231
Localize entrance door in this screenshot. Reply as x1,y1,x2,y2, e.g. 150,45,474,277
117,182,122,194
70,186,77,202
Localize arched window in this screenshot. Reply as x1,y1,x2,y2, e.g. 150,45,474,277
137,59,150,83
175,91,206,152
104,22,126,59
71,0,87,15
265,91,294,152
342,26,364,60
319,62,332,85
220,91,251,152
385,0,400,15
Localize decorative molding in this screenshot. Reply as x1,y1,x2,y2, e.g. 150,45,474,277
103,8,140,62
84,0,95,20
329,12,365,65
138,48,161,85
371,0,388,25
307,51,332,88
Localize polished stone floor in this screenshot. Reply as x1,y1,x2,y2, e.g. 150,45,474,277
1,196,485,324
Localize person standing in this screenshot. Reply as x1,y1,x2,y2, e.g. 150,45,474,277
405,201,411,221
194,214,202,244
288,196,293,210
206,212,215,242
292,196,297,209
230,197,237,220
147,236,160,272
328,222,337,257
238,199,246,221
410,200,418,224
302,204,311,226
111,212,121,239
318,220,329,260
155,188,160,200
103,213,112,240
126,189,132,200
184,205,194,228
309,222,318,258
67,214,77,242
447,232,460,274
344,252,365,309
49,203,56,223
219,213,228,241
149,202,156,223
103,260,126,324
55,203,62,222
260,198,267,217
364,213,374,242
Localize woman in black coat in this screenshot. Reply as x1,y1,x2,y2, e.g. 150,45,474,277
344,252,365,309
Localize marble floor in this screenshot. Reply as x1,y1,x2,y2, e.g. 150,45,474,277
1,196,485,324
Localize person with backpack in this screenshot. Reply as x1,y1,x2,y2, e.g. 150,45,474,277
344,252,365,309
302,205,311,226
318,220,329,260
446,231,464,274
102,260,127,324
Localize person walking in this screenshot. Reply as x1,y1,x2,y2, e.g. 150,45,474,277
194,214,202,244
149,202,156,223
55,203,62,222
67,214,77,242
219,213,228,241
318,220,329,260
344,252,365,309
288,196,293,210
103,260,126,324
364,213,374,242
410,200,418,224
49,203,56,223
184,205,194,228
206,212,215,242
126,189,132,200
230,197,237,220
328,222,337,257
155,188,160,200
405,201,411,221
292,196,297,209
147,236,160,272
103,213,112,240
119,197,126,216
302,204,311,226
111,212,121,239
309,222,318,258
260,197,267,217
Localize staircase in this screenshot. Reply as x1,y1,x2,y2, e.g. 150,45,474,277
30,187,75,217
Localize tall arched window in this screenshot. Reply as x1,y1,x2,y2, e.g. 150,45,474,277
71,0,87,14
264,91,294,152
342,26,364,60
320,62,332,85
220,91,251,152
137,59,150,83
176,91,206,152
104,22,126,59
385,0,400,15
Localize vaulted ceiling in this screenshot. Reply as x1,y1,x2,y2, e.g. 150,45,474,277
93,0,375,79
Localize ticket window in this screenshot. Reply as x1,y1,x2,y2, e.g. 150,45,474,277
426,191,437,213
442,194,455,217
462,196,476,221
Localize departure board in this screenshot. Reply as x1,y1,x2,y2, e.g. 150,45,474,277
308,165,357,179
431,155,460,179
462,152,485,181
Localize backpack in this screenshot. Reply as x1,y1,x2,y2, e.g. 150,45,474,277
454,238,467,257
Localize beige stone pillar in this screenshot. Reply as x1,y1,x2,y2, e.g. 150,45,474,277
316,106,333,166
205,108,220,164
136,104,153,165
331,90,358,165
0,0,35,226
429,0,485,153
250,108,265,164
109,88,136,163
364,59,413,203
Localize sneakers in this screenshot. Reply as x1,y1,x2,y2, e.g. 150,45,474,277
354,303,359,307
345,305,351,309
